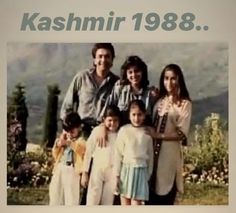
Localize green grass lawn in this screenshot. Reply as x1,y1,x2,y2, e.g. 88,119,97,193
180,183,228,205
7,183,228,205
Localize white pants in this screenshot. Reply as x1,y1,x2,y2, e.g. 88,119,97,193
86,165,115,205
49,163,81,205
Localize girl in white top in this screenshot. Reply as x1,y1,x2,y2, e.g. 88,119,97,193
115,99,153,205
81,105,121,205
148,64,192,205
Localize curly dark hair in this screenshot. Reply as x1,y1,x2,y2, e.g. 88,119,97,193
120,55,149,88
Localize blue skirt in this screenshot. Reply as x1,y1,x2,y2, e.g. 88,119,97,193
120,164,149,201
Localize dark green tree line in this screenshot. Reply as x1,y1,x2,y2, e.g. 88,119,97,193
43,84,60,148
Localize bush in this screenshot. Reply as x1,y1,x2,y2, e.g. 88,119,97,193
7,149,54,188
7,113,228,188
183,113,228,185
7,113,54,188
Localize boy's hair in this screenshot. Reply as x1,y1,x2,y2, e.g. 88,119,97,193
62,112,82,131
91,43,115,59
103,105,121,119
128,99,146,114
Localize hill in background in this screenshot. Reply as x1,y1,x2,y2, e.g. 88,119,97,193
7,43,228,142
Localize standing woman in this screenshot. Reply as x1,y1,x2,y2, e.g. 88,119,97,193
106,55,157,125
148,64,192,205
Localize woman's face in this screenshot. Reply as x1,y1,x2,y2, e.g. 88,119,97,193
163,70,178,95
126,66,142,87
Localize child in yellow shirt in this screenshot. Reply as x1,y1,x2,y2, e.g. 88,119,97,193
49,112,86,205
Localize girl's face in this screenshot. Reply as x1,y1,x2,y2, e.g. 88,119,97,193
129,106,146,127
104,116,120,132
164,70,178,95
68,126,82,139
126,66,142,87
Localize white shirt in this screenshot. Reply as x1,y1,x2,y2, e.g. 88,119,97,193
153,98,192,195
83,126,117,172
114,124,153,179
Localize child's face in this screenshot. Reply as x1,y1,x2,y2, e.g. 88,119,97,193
104,116,120,132
67,126,82,139
129,106,146,127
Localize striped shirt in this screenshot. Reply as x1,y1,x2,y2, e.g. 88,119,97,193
105,81,156,118
60,68,119,122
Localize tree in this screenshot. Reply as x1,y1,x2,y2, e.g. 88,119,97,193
8,83,28,151
43,84,60,148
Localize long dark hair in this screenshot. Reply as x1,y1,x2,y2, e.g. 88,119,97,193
120,55,149,88
159,64,191,101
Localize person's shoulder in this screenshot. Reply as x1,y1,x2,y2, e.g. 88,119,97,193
88,125,103,137
114,80,129,92
108,71,119,81
92,125,102,133
118,124,132,136
119,124,131,132
74,68,91,78
180,99,192,111
75,136,86,145
114,79,121,86
121,124,134,132
109,70,119,78
182,99,192,106
114,79,125,89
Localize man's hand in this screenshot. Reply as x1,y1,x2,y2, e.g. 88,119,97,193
96,124,108,147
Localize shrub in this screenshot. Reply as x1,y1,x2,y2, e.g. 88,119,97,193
183,113,228,185
7,149,54,188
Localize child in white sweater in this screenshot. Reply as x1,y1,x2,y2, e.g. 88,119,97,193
81,105,121,205
115,99,153,205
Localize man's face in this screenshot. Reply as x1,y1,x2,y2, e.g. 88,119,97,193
94,48,113,74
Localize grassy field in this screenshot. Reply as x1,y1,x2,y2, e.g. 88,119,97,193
7,183,228,205
179,183,228,205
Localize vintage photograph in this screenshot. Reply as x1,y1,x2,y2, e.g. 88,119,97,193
7,43,228,205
